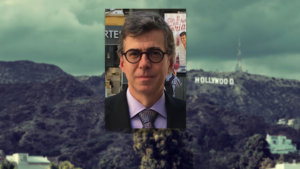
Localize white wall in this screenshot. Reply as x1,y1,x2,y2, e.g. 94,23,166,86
274,163,300,169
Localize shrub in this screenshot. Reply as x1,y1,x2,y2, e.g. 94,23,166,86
58,155,69,161
48,149,61,156
133,129,194,169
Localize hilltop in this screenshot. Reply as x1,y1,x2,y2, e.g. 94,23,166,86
0,61,72,84
187,69,300,123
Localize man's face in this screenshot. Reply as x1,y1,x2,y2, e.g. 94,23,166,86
180,35,186,46
120,30,173,96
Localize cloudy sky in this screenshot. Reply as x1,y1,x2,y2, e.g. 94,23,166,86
0,0,299,80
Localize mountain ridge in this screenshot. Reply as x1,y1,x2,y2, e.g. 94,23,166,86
187,70,300,123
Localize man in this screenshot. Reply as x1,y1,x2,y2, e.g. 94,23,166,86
105,11,186,130
175,31,186,67
180,32,186,50
165,69,182,97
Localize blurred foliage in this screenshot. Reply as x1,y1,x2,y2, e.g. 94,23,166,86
260,157,276,169
0,160,17,169
239,134,271,169
291,118,300,131
48,161,82,169
98,155,140,169
197,123,233,151
133,129,194,169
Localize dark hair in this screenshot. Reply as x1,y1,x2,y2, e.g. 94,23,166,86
179,31,186,37
117,11,175,58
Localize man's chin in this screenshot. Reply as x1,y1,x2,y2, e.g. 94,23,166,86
138,88,155,95
136,86,159,95
129,84,163,96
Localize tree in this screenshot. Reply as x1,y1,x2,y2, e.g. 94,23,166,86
260,158,276,169
227,153,240,169
133,129,194,169
243,116,266,137
278,151,300,163
197,124,218,151
217,131,233,150
242,134,271,169
277,154,285,164
0,160,17,169
239,155,248,169
291,118,300,131
48,161,82,169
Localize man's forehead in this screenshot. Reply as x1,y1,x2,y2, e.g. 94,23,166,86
123,31,166,50
125,30,165,39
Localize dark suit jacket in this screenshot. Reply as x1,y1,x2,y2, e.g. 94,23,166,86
105,88,186,130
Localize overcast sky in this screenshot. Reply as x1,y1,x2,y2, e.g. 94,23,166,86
0,0,299,80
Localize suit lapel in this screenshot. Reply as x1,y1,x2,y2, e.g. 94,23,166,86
165,92,186,128
106,89,185,129
106,88,132,130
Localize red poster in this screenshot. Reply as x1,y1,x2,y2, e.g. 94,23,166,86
165,13,186,72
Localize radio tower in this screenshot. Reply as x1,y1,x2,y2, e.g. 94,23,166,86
235,35,243,72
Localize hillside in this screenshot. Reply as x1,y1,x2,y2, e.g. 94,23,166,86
75,75,105,96
0,60,105,96
0,61,72,83
1,63,300,168
187,70,300,123
0,77,136,168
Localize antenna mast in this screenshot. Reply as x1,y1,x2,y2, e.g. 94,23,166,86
235,35,242,72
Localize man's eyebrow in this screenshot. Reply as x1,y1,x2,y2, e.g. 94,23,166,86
147,47,162,51
127,48,142,51
127,47,163,51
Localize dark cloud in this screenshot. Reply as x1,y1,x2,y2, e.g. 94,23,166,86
0,0,105,75
69,1,104,25
0,0,299,79
187,0,300,80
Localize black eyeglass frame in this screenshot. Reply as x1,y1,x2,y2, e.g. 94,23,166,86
121,49,169,64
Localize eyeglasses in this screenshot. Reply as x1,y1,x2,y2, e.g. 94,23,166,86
121,49,168,64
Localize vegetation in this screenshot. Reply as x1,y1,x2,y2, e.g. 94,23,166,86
2,67,300,169
133,129,194,169
260,152,300,169
0,160,17,169
291,118,300,131
97,154,140,169
239,134,271,169
98,156,121,169
195,134,273,169
260,157,276,169
197,124,234,151
48,161,82,169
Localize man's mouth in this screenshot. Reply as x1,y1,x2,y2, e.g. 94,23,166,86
137,75,154,80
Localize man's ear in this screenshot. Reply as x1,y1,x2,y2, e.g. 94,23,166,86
119,55,126,74
168,55,174,74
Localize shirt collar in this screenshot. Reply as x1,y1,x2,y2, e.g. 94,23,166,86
126,88,167,119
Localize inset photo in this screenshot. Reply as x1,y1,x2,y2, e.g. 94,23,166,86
105,9,186,130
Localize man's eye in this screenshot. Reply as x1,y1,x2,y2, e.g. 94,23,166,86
129,51,140,56
149,50,162,56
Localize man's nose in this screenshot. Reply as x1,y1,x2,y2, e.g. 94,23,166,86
138,53,151,68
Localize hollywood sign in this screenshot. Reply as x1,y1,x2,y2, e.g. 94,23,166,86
195,77,234,85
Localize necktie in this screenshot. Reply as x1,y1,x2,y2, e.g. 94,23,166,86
138,109,158,128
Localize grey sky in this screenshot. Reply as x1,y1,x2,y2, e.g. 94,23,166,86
188,0,300,80
0,0,299,80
